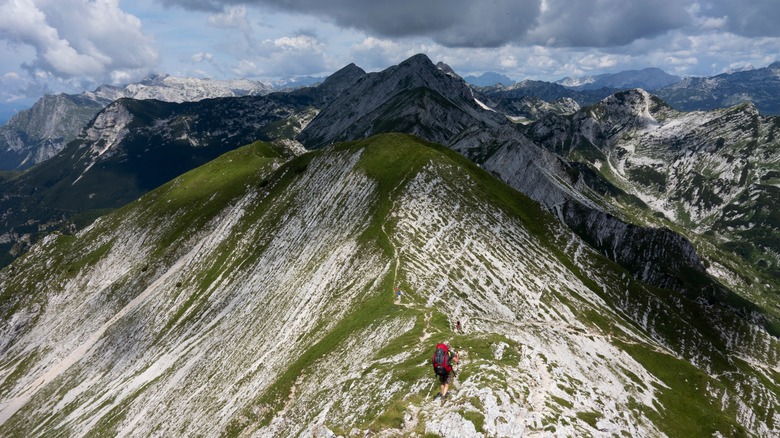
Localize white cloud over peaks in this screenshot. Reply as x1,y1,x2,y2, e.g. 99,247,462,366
0,0,158,83
207,5,249,29
192,52,214,63
229,33,328,78
273,35,323,51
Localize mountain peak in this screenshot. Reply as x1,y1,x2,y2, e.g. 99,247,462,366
401,53,434,67
593,88,669,127
297,53,502,149
319,62,366,88
464,71,514,87
436,61,461,79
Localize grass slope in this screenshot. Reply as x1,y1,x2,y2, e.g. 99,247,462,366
0,134,776,437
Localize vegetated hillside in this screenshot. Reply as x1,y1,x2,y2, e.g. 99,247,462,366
0,95,307,268
527,89,780,303
0,134,777,437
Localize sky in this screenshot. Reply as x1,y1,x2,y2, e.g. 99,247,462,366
1,0,779,113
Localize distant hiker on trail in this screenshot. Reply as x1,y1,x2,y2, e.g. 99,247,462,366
395,286,401,302
455,320,462,333
432,342,459,401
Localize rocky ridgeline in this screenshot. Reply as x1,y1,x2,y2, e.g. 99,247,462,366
297,56,713,295
0,136,776,436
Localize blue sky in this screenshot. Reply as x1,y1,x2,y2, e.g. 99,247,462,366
1,0,779,113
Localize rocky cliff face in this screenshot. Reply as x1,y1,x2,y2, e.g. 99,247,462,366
0,94,110,170
476,95,580,123
0,135,776,436
528,88,780,292
0,73,310,171
114,74,273,102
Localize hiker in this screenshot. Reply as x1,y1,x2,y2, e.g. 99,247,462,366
396,286,401,302
455,320,462,333
432,341,459,400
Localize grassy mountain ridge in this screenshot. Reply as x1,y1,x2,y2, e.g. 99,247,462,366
0,134,777,436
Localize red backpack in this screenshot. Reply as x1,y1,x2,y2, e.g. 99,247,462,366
432,343,452,375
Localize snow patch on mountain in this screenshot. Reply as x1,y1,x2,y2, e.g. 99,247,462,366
473,98,495,112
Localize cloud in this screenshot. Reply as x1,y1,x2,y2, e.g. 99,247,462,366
527,0,690,47
0,0,158,84
207,5,249,29
229,33,329,78
700,0,780,37
163,0,543,47
158,0,780,50
192,52,214,63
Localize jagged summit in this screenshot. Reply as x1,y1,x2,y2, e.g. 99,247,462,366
436,61,461,79
297,53,504,150
401,52,435,66
311,62,366,98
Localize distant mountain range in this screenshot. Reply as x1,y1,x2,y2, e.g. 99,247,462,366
473,62,780,116
0,74,321,170
656,61,780,113
4,61,780,173
463,71,515,87
556,67,681,91
0,53,777,436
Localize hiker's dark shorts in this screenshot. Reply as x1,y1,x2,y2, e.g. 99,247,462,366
438,372,453,385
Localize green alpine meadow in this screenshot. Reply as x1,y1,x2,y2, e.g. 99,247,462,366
0,133,777,436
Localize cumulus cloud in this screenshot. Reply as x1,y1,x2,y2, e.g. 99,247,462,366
207,5,249,29
0,0,158,84
192,52,214,63
229,32,329,78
